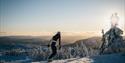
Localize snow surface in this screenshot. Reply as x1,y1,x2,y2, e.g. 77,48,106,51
32,53,125,63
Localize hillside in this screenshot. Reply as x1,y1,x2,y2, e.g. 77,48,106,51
0,36,125,63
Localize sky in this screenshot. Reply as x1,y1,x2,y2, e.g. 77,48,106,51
0,0,125,36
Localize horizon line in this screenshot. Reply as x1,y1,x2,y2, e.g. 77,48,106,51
0,31,125,36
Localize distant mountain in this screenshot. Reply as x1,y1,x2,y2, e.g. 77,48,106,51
65,37,102,49
0,35,92,45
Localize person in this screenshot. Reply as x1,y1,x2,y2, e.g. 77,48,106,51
47,31,61,62
100,29,107,54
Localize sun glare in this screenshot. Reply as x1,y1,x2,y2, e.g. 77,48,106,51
103,10,124,32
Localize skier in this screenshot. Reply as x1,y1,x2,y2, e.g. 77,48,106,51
47,31,61,62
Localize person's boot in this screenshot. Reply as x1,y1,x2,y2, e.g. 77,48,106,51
48,59,52,62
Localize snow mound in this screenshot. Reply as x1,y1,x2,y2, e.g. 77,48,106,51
32,53,125,63
32,57,93,63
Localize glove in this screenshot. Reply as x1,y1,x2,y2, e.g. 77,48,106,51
47,44,50,47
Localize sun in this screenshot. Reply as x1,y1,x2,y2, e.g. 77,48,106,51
103,12,124,32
